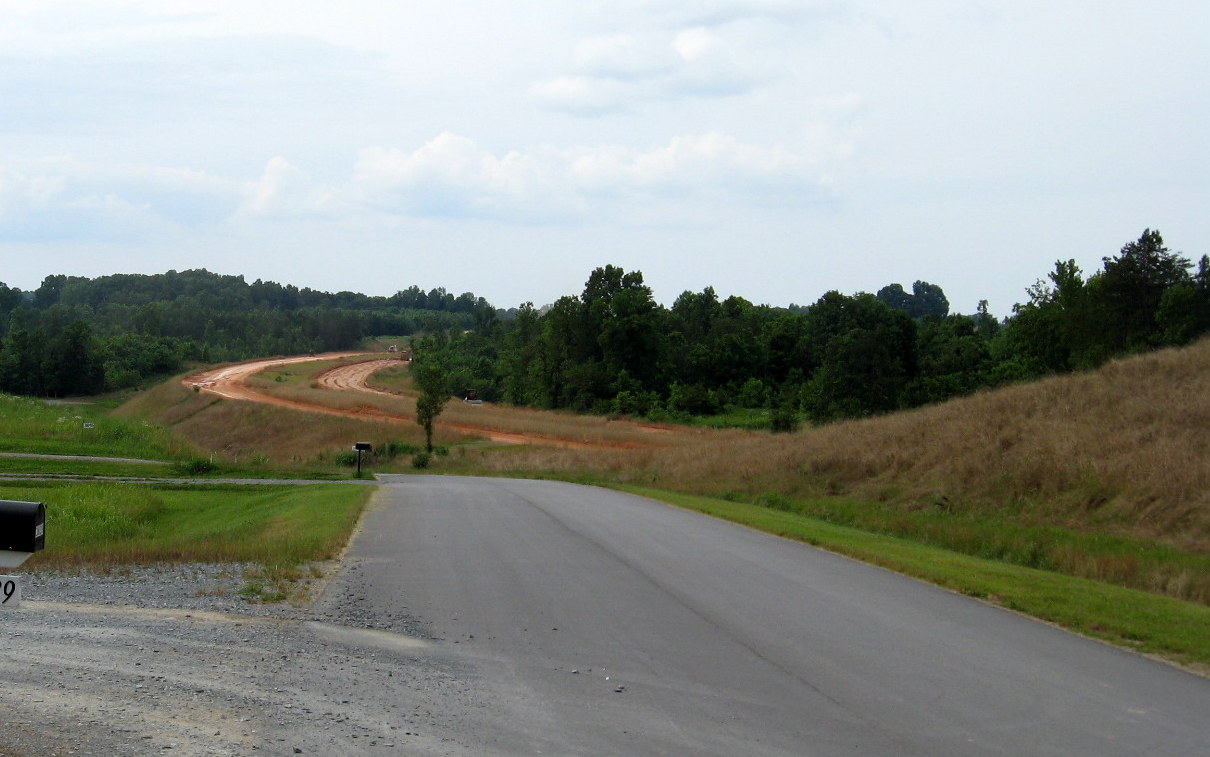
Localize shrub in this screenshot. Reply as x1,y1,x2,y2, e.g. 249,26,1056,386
411,452,431,469
737,378,771,408
382,440,419,458
769,405,801,433
755,493,797,512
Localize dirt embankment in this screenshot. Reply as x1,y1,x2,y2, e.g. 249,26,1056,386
183,354,610,449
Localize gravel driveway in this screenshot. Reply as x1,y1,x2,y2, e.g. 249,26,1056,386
1,563,486,757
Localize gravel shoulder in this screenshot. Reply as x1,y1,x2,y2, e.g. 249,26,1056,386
1,563,486,757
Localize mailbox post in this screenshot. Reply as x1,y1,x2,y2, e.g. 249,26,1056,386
353,442,372,476
0,500,45,568
1,500,45,609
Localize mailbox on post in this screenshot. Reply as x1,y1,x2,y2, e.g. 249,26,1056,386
352,442,372,476
0,500,45,570
1,500,44,553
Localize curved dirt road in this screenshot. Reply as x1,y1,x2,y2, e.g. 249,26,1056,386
184,354,599,448
315,358,402,396
185,352,372,406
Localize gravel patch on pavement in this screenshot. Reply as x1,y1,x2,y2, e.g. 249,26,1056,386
0,564,487,757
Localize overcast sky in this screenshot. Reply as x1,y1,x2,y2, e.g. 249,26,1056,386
1,1,1206,316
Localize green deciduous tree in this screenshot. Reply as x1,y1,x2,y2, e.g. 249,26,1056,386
876,281,950,319
42,320,106,397
1156,255,1210,345
410,333,454,453
1093,228,1191,353
800,292,917,422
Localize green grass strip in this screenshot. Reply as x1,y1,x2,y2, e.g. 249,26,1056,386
0,457,177,478
0,393,190,461
619,485,1210,671
5,480,373,570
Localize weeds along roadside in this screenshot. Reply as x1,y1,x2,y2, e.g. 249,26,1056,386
0,392,192,460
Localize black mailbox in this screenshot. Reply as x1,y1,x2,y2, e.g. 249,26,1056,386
353,442,372,451
0,500,45,553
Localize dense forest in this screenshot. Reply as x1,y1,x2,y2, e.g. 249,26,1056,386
414,229,1209,427
0,269,491,395
2,229,1206,428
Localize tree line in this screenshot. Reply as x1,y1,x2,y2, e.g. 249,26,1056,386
0,269,492,396
419,229,1208,427
2,229,1203,423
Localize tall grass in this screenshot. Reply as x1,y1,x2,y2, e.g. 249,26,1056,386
462,339,1210,540
0,393,192,460
117,378,432,473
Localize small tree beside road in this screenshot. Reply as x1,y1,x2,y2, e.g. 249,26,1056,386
410,333,453,453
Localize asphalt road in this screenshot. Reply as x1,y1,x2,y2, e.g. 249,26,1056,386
324,475,1210,756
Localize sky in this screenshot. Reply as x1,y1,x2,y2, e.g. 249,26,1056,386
1,1,1206,317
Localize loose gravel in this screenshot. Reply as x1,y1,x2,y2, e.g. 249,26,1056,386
1,563,487,757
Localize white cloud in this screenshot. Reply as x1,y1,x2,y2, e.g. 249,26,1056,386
0,157,242,242
352,133,564,221
1,123,847,241
0,167,62,216
239,158,331,219
642,0,832,28
350,131,838,223
1,2,1205,317
672,27,717,61
530,24,764,114
0,165,163,243
528,76,637,117
573,34,677,80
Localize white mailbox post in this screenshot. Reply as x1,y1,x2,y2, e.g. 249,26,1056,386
1,500,46,608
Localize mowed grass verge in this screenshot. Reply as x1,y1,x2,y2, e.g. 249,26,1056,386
620,485,1210,671
0,456,177,479
5,480,372,570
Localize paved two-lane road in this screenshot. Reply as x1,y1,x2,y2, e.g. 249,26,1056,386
319,475,1210,756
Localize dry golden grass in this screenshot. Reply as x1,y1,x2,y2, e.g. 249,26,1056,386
129,337,1210,547
117,376,436,468
458,337,1210,548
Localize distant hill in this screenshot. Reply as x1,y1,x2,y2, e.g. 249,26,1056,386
0,268,497,394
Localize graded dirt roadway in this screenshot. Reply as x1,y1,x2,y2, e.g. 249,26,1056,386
4,477,1210,755
186,353,379,412
314,359,401,395
184,354,599,447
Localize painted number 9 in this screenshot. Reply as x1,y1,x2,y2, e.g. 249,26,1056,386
1,579,14,604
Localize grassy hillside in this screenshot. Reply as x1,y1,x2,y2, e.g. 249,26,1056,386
0,392,193,460
473,338,1210,532
125,339,1210,608
115,375,435,471
457,337,1210,603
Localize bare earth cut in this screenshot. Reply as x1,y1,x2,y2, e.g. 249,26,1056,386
183,353,631,448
